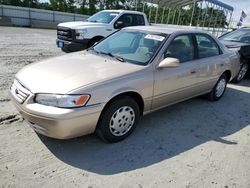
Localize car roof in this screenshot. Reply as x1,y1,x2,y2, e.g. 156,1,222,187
101,10,145,15
124,25,207,35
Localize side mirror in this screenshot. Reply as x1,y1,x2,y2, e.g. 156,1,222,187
114,21,125,29
157,57,180,69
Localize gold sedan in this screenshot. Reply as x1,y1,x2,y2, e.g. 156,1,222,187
10,26,240,142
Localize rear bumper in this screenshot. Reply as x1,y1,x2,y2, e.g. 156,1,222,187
56,39,90,52
10,91,104,139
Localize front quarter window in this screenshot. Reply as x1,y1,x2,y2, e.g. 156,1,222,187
92,30,166,65
164,35,194,63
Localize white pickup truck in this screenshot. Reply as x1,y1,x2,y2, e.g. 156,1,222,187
56,10,150,52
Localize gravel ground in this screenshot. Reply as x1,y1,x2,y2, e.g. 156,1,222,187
0,26,250,188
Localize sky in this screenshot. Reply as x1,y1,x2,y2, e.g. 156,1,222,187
223,0,250,22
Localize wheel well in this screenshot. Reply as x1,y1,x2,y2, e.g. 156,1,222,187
223,70,231,81
91,36,104,43
87,36,104,48
106,92,144,115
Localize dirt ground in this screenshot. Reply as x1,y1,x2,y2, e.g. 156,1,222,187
0,26,250,188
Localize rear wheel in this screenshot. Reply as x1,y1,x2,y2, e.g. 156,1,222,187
96,96,140,142
232,63,248,83
207,73,228,101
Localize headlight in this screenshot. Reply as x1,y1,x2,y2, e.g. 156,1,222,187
35,94,90,108
75,29,87,40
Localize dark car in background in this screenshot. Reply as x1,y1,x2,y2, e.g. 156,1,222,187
219,27,250,83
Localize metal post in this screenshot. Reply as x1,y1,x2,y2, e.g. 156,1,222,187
222,9,228,34
1,5,4,16
53,11,55,22
197,0,203,27
161,7,165,24
190,0,196,26
172,9,176,24
228,11,233,30
155,6,159,23
142,2,145,13
207,3,215,31
167,8,171,24
28,1,31,27
202,1,209,29
177,9,181,25
212,5,220,35
149,6,152,23
217,7,225,37
135,0,138,11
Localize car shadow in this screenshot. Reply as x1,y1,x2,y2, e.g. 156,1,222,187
236,79,250,87
39,86,250,175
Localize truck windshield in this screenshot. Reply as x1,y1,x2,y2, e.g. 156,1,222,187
220,29,250,44
92,30,167,65
88,11,119,24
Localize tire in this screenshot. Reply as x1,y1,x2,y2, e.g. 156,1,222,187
231,63,248,83
207,73,228,101
245,63,250,79
96,96,140,142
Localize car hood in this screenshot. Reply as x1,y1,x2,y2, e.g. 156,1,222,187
16,51,145,94
220,40,248,48
58,21,108,29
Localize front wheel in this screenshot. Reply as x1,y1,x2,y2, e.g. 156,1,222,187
207,73,228,101
232,63,248,83
96,96,140,142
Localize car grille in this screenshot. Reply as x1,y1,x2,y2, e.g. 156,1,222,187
57,26,75,41
10,80,30,104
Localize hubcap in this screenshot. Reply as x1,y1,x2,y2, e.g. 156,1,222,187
215,78,226,97
237,64,248,81
109,106,135,136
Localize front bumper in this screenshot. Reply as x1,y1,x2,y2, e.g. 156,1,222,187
10,90,104,139
56,39,90,52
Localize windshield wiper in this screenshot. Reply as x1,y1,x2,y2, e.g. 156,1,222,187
98,51,125,62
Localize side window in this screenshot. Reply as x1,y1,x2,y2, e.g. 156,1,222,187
164,35,194,63
116,14,133,27
133,14,145,25
196,34,220,58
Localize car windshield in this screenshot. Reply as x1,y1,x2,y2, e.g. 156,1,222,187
88,11,119,24
220,29,250,44
92,30,167,65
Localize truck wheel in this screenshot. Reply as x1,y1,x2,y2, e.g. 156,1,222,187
96,96,140,142
232,63,248,83
207,73,228,101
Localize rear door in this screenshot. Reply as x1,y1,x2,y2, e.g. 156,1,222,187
192,34,226,93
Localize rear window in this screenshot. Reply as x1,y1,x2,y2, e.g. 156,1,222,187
134,14,145,25
196,34,220,58
220,29,250,44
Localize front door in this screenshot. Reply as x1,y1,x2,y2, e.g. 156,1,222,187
152,34,199,110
